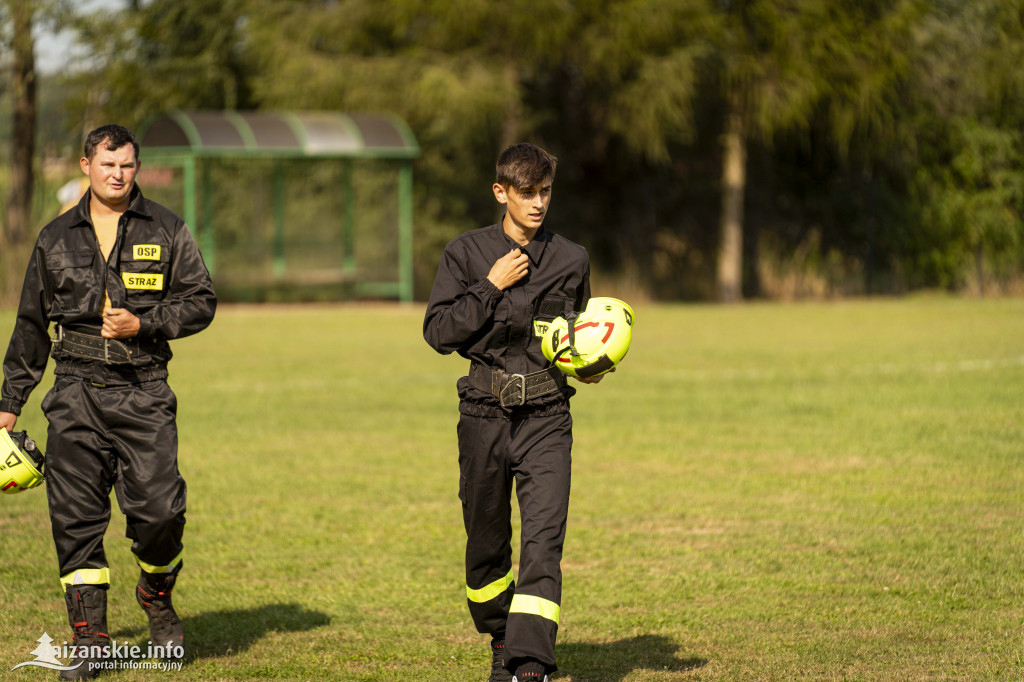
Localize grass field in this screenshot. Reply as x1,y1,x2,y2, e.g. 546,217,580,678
1,296,1022,681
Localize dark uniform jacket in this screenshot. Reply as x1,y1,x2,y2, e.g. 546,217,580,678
423,221,590,416
0,186,217,415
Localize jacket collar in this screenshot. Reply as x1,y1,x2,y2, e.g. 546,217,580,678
69,185,151,227
497,216,551,266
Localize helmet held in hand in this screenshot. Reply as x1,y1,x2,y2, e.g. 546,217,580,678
0,429,45,494
542,297,634,378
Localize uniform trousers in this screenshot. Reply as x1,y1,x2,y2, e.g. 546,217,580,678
41,375,186,584
458,409,572,672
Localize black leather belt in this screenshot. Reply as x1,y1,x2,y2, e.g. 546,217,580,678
468,363,566,408
51,326,137,365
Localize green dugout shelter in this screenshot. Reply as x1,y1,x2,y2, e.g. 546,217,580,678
137,110,420,302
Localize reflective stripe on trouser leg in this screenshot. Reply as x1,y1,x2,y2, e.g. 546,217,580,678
467,567,515,603
505,411,572,673
135,549,184,574
458,413,516,636
510,594,560,624
60,567,112,591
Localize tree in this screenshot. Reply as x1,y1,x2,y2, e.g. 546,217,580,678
67,0,254,131
50,0,1024,301
573,0,831,301
28,632,62,666
241,0,578,278
901,0,1024,292
3,0,37,252
707,1,890,301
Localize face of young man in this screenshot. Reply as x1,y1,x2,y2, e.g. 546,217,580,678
494,178,553,233
80,141,139,210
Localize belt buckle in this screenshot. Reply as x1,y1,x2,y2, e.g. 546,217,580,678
105,338,132,364
501,373,527,408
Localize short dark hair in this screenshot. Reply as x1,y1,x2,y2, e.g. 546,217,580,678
496,143,557,191
84,124,139,161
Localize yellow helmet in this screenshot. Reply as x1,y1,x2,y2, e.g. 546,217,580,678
0,429,45,494
542,297,634,378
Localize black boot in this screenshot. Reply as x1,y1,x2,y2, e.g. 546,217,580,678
489,638,511,682
136,570,184,661
61,585,109,680
511,659,548,682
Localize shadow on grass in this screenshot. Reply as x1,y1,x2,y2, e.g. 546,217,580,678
555,634,706,681
116,603,331,660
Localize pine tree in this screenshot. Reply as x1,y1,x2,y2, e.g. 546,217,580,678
29,632,63,666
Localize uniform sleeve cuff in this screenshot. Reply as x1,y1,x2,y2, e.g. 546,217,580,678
136,314,154,339
475,277,502,301
0,399,23,416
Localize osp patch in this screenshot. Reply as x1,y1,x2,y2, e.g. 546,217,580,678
132,244,162,261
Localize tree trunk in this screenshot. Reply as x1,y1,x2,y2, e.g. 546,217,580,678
499,63,522,151
716,98,746,303
975,243,985,297
5,0,37,252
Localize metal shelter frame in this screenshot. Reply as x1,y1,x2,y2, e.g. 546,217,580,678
137,110,420,302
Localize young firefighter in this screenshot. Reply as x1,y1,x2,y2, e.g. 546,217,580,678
0,125,216,679
423,143,606,682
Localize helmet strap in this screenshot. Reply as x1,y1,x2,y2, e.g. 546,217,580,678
565,311,581,357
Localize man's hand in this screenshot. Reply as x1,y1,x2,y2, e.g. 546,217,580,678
0,411,17,432
102,308,141,339
487,249,529,291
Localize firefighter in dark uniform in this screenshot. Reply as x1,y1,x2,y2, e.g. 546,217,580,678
424,144,607,682
0,125,216,679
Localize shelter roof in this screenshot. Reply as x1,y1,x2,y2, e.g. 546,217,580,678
138,110,420,159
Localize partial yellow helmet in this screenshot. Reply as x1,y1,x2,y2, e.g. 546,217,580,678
542,297,634,378
0,429,45,494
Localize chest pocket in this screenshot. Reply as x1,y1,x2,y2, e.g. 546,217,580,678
46,250,97,314
120,241,170,299
533,295,572,337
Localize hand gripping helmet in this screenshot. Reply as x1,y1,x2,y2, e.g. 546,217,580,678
542,297,634,378
0,429,45,494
